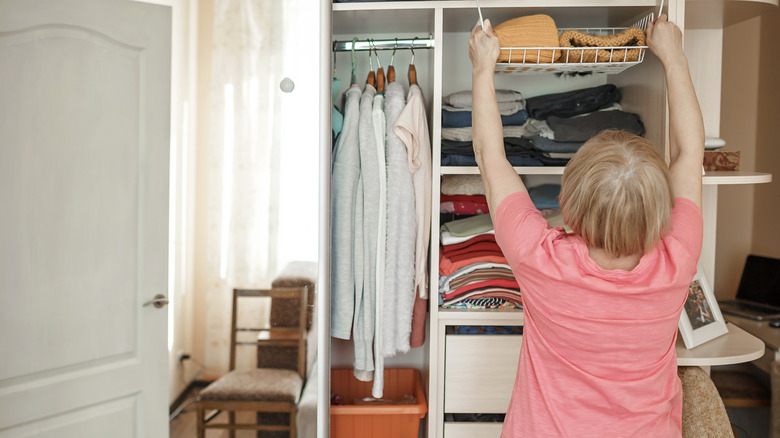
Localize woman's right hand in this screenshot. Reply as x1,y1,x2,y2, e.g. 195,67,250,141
646,13,686,68
469,19,500,74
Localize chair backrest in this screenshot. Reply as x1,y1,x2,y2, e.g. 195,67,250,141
229,287,309,379
269,278,315,331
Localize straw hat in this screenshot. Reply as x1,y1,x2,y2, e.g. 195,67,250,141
493,15,561,63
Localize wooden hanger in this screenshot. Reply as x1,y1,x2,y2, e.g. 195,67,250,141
387,38,397,84
366,39,376,88
408,37,418,85
374,41,385,93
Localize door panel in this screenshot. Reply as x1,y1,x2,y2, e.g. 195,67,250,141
0,0,171,436
2,395,137,437
0,24,141,381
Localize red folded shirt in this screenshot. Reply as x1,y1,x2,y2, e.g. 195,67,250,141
442,278,521,300
442,240,502,258
441,233,497,253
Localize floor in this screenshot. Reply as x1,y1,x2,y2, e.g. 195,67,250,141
170,408,264,438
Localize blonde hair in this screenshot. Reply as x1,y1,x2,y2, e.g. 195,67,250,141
559,130,673,257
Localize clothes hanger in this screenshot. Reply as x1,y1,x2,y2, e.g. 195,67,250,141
333,46,338,80
332,46,342,109
375,40,385,94
350,37,357,86
408,37,418,86
366,39,376,88
387,38,397,84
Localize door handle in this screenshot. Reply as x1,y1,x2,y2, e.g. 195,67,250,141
143,294,169,309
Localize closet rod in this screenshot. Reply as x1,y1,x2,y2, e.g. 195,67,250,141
332,37,434,52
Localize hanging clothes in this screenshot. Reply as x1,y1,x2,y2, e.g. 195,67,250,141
394,82,432,349
382,80,416,357
330,84,362,341
352,83,378,382
370,85,387,398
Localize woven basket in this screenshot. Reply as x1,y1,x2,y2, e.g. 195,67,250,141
557,27,646,63
494,14,561,63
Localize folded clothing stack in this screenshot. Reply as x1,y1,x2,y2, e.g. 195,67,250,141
442,89,528,128
437,177,566,310
439,84,645,167
442,89,557,167
438,214,522,309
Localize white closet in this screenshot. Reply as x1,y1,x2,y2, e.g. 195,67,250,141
328,1,773,437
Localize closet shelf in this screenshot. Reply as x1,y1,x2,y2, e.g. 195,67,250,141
438,308,525,324
440,166,565,175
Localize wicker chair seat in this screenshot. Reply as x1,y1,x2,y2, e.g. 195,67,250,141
199,369,303,404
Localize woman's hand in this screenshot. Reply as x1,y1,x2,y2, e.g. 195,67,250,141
646,14,686,68
469,19,500,74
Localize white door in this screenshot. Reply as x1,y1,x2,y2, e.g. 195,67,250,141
0,0,171,436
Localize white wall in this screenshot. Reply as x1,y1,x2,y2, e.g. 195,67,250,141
718,10,780,299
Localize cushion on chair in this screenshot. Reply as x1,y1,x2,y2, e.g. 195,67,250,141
199,369,303,403
678,366,735,438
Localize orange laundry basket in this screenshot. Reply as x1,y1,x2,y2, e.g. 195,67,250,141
330,368,428,438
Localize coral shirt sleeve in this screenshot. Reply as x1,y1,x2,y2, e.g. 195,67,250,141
667,197,704,261
493,191,552,265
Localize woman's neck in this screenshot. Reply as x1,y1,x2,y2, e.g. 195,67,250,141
587,246,642,271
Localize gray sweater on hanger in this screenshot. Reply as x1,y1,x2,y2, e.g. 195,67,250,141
330,84,362,341
352,84,378,382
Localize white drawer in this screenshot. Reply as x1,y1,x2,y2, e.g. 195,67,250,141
444,334,522,413
444,421,503,438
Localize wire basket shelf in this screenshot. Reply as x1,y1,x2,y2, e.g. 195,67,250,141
495,12,654,75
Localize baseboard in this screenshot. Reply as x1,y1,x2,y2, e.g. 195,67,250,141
169,379,213,415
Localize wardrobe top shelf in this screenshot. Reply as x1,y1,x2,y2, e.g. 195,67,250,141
333,0,657,12
334,2,656,30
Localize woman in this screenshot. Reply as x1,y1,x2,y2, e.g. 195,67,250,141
469,15,705,437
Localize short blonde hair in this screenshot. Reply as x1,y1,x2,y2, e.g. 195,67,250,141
559,130,673,257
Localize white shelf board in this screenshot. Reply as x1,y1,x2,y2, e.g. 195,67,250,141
440,168,772,184
676,322,765,366
702,171,772,185
438,308,525,325
334,0,657,11
440,166,565,175
334,1,438,11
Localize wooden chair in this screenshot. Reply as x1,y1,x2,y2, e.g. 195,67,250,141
194,286,309,438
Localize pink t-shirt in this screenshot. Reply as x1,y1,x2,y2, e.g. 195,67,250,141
494,192,703,438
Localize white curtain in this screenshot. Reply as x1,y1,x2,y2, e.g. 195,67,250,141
204,0,319,372
209,0,283,287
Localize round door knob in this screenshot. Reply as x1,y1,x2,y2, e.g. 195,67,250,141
280,77,295,93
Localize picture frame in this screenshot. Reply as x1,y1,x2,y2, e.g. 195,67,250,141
678,265,729,349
